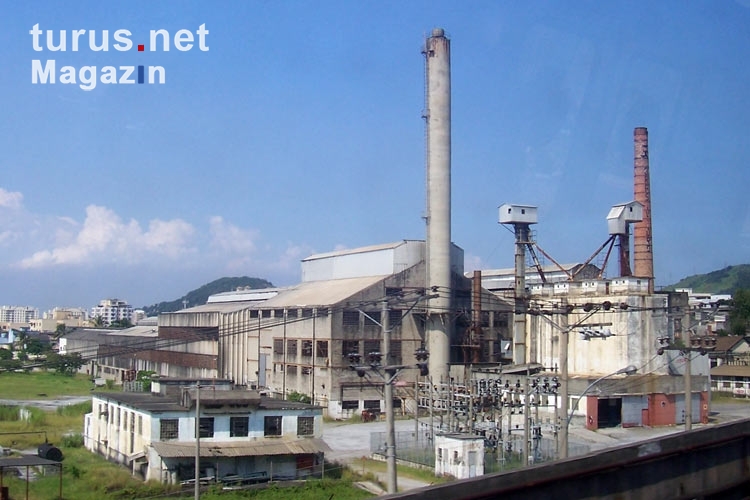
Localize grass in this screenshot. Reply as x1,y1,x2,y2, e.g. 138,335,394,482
0,371,99,399
194,480,375,500
0,449,375,500
353,457,451,486
0,404,90,453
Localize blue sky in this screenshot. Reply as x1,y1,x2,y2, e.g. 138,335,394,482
1,1,748,312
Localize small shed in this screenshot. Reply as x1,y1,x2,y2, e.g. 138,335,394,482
498,204,538,225
434,433,484,479
607,201,643,235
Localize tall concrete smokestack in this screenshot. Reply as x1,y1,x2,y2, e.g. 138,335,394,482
633,127,654,293
424,28,451,382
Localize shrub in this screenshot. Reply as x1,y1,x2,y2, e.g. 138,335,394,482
0,405,20,422
61,433,84,448
56,401,92,417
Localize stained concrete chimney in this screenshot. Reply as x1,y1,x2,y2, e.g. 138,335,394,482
424,28,452,382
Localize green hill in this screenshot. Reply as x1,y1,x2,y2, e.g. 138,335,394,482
140,276,274,316
665,264,750,295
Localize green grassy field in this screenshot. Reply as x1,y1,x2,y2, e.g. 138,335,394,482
0,371,97,399
0,373,375,499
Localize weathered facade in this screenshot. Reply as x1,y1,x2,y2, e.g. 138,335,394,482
83,378,328,484
482,269,709,428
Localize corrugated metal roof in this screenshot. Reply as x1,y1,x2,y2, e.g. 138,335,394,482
151,438,330,458
65,326,158,340
0,455,62,467
711,365,750,377
302,241,410,261
259,276,387,308
161,275,386,314
713,336,748,353
476,263,587,277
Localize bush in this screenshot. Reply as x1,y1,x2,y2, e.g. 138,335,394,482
61,433,84,448
287,391,312,403
0,405,20,422
56,401,92,417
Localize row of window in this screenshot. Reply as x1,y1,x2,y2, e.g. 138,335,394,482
158,415,315,440
273,339,329,358
250,308,329,319
100,403,143,434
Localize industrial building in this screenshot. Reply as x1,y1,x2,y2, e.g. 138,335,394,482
84,377,328,484
155,239,513,419
62,28,712,440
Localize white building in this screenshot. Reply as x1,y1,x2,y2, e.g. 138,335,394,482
0,306,39,325
91,299,134,326
83,377,328,484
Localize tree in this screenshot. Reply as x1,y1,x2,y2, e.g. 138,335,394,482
110,318,133,328
55,323,67,338
23,337,46,355
0,349,12,361
46,352,85,376
729,288,750,336
92,316,105,328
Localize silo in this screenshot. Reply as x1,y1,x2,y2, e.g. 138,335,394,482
423,28,452,382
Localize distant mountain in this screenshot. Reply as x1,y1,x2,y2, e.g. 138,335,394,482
664,265,750,295
140,276,274,316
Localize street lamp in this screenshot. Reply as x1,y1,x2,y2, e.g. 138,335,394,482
566,365,637,429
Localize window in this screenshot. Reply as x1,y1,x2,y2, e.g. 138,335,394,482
198,417,214,438
264,416,282,436
316,340,328,358
262,310,271,318
390,340,402,365
250,310,258,318
138,415,143,434
342,400,358,410
273,339,284,355
342,310,359,326
274,309,284,318
287,340,298,357
364,340,381,357
287,308,298,318
297,416,314,436
363,400,380,410
316,307,328,317
301,366,312,375
230,416,249,437
342,340,359,359
389,309,402,328
301,340,313,357
286,365,297,376
160,419,178,440
364,311,381,327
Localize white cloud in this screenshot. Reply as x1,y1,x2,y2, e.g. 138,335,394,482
0,188,23,210
271,243,314,273
464,253,487,273
18,205,195,269
209,216,258,254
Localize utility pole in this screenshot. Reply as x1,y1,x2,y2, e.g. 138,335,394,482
559,299,569,459
382,300,397,494
684,351,692,431
658,336,716,431
194,383,201,500
523,369,530,465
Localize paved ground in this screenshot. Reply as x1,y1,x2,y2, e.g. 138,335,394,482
322,400,750,493
0,396,90,411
